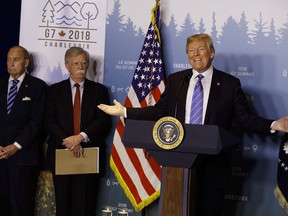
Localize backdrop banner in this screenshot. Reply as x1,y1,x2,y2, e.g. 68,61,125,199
19,0,288,215
19,0,107,84
102,0,288,215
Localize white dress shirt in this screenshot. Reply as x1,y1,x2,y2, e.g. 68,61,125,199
185,66,213,124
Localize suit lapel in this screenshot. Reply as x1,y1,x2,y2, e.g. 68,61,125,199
63,79,74,133
80,79,90,127
204,69,222,123
177,70,191,123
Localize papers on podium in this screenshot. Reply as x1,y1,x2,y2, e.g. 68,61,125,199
55,147,99,175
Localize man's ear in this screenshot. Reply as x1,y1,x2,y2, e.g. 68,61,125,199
24,59,29,68
211,52,215,59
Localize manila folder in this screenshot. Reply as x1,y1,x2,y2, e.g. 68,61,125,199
55,147,99,175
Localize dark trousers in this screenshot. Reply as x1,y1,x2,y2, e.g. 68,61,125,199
0,161,39,216
193,154,231,216
53,173,98,216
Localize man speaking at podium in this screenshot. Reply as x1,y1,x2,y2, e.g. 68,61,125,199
98,33,288,216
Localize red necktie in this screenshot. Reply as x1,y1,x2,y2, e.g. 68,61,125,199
73,83,80,135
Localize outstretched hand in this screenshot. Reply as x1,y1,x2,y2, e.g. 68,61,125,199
98,99,125,117
272,116,288,133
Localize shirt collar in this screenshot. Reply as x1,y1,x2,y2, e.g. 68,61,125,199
70,78,84,88
192,65,213,80
9,72,26,83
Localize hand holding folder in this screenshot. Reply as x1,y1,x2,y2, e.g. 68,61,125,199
55,147,99,175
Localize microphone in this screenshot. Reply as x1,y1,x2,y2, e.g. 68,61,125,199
174,70,192,118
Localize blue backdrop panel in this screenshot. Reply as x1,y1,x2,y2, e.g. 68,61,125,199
100,0,288,216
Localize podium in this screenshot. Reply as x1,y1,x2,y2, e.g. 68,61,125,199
122,119,239,216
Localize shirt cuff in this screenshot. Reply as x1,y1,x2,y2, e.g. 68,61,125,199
270,121,276,133
124,107,127,118
80,132,89,142
14,142,22,150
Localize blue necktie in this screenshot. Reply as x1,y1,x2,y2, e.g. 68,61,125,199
189,74,204,124
7,79,19,114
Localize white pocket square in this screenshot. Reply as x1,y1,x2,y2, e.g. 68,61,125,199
22,96,31,101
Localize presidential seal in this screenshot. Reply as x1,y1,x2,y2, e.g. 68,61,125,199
153,116,184,150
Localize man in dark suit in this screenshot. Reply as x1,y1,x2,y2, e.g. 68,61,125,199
98,34,288,216
0,46,47,216
45,47,111,216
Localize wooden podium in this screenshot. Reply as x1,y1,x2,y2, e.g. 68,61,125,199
122,119,239,216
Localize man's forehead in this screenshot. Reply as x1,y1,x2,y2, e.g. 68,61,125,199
8,48,23,56
69,53,87,59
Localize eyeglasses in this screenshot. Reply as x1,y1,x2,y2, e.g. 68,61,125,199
69,61,88,67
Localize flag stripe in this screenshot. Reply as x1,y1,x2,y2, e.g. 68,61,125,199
110,145,141,203
111,127,161,203
113,119,160,201
111,128,142,201
137,149,162,182
126,148,158,195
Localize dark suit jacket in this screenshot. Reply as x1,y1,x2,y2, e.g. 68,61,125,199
0,73,47,166
127,68,273,134
127,67,274,214
45,78,111,172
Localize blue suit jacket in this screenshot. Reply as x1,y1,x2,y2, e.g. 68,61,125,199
0,73,47,166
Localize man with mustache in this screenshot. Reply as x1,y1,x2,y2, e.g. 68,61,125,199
45,47,111,216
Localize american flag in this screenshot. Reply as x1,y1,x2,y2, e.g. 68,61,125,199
274,133,288,213
110,1,164,211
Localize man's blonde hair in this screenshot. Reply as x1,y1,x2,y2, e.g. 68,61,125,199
186,33,215,54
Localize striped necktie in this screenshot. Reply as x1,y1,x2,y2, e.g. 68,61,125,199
7,79,19,114
189,74,204,124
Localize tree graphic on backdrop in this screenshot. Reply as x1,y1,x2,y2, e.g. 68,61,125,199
278,15,288,57
177,13,197,43
238,12,250,49
81,2,98,29
178,13,197,38
267,18,280,45
250,13,270,46
279,16,288,46
219,16,240,49
42,0,55,26
106,0,288,75
106,0,144,65
198,18,206,34
160,14,180,70
122,17,138,39
211,12,219,45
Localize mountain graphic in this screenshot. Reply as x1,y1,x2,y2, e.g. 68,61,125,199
54,1,82,26
54,1,81,13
